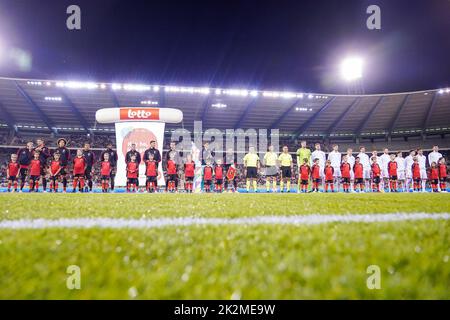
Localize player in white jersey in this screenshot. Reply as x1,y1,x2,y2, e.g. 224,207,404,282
395,151,406,192
346,148,355,191
311,143,326,188
328,144,341,190
428,145,443,191
357,146,371,191
417,148,427,192
404,149,416,192
428,145,442,167
379,148,391,192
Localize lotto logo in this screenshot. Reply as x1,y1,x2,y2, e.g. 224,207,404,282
120,108,160,120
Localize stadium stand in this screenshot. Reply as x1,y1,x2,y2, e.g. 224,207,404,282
0,77,449,186
0,77,449,139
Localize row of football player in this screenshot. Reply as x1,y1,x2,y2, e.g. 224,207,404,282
8,139,445,189
5,151,447,194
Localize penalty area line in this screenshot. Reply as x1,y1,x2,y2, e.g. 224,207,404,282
0,213,448,230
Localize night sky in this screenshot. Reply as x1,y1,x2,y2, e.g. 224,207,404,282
0,0,449,94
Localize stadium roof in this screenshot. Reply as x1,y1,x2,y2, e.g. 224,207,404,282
0,77,449,139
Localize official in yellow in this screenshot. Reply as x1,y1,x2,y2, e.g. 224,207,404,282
263,145,278,192
278,145,293,192
243,146,260,192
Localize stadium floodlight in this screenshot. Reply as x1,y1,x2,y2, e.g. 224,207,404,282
45,96,62,101
239,89,248,96
111,83,122,90
27,81,42,86
215,88,222,95
211,103,227,109
438,89,444,94
152,85,160,92
56,81,98,89
340,57,364,81
140,100,158,105
281,92,296,99
123,84,151,91
250,90,258,97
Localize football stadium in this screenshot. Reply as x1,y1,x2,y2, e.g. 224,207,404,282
0,0,449,306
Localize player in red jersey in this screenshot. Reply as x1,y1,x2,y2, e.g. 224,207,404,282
7,154,20,192
29,152,42,192
126,154,139,192
183,154,196,193
353,157,365,192
225,163,237,192
145,153,160,193
411,157,422,192
203,159,214,193
340,155,351,193
17,141,34,191
428,162,440,193
48,152,62,192
72,149,86,193
299,158,310,193
100,153,112,193
166,154,178,192
438,157,447,192
371,156,381,192
311,158,321,192
324,159,335,193
214,159,225,193
388,154,398,192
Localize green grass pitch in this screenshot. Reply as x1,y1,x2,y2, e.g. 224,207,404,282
0,193,449,299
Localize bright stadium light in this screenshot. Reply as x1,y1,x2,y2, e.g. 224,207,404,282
340,57,364,81
44,96,62,101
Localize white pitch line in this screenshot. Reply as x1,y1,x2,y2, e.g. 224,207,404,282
0,213,448,230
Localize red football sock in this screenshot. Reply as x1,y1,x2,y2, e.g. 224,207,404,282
79,178,85,190
7,181,11,189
